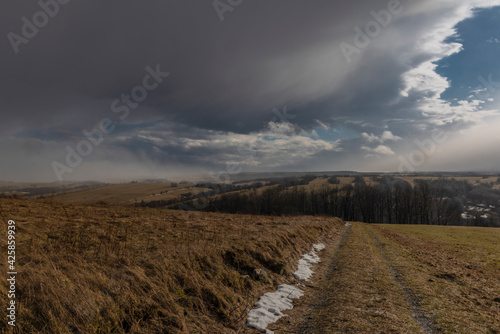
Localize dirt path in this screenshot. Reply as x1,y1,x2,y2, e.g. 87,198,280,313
253,222,500,334
272,222,425,333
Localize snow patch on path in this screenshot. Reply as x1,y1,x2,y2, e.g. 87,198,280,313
246,242,326,333
293,243,325,281
246,284,304,334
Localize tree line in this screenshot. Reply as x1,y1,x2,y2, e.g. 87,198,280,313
189,177,499,227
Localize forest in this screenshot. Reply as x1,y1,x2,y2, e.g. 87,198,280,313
188,176,500,227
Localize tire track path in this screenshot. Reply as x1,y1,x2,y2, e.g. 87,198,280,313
296,223,352,334
364,225,438,334
278,222,425,333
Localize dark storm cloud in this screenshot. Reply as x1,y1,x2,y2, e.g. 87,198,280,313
1,0,393,135
1,0,500,180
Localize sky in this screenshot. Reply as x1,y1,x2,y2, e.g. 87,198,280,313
1,0,500,182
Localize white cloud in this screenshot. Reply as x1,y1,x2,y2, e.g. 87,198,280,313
315,119,329,130
265,121,298,137
397,1,500,131
136,123,342,168
361,133,379,143
362,145,396,156
362,131,401,143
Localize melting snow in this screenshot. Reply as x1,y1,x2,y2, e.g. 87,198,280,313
246,284,304,334
293,243,325,281
246,243,326,333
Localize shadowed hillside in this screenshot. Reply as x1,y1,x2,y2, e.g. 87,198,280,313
0,198,341,333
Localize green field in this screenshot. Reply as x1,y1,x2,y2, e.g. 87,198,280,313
276,222,500,333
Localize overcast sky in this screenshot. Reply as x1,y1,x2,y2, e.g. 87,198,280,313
1,0,500,182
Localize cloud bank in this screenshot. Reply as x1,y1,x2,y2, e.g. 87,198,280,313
1,0,499,181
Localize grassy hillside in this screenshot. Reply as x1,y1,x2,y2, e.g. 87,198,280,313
0,182,99,198
47,183,207,205
0,198,342,333
396,176,500,189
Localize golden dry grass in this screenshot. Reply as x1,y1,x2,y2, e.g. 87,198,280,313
300,177,330,190
0,182,81,188
48,183,205,205
396,176,500,188
0,182,84,195
295,176,374,191
0,198,342,333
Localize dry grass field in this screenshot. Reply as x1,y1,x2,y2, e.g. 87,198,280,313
0,182,88,196
396,176,500,188
1,177,499,333
299,176,380,189
0,198,342,333
48,183,207,205
40,175,499,209
0,182,77,189
299,177,331,190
